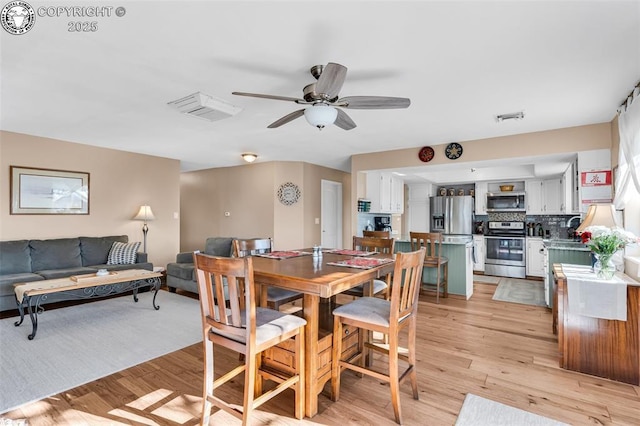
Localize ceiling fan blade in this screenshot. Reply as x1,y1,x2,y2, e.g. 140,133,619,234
337,96,411,109
335,109,357,130
267,109,305,128
315,63,347,100
232,92,303,103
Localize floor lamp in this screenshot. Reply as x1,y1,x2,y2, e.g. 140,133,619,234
133,205,155,253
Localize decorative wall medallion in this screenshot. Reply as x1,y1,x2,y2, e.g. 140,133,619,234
445,142,463,160
277,182,301,205
418,146,435,162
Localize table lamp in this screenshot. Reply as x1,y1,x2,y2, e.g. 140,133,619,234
575,204,620,234
133,205,155,253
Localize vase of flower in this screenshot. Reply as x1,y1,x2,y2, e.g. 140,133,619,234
581,225,639,280
593,253,616,280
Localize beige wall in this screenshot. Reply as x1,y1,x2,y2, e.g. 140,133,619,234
179,161,350,251
0,131,181,267
350,122,613,237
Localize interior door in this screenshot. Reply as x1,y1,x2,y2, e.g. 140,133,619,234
321,180,342,249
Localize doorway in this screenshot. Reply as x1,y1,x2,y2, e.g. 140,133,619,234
321,180,343,249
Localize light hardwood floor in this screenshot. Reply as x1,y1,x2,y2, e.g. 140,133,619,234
4,282,640,425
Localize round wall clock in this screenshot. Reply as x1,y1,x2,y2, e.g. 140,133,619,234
277,182,301,205
445,142,463,160
418,146,435,162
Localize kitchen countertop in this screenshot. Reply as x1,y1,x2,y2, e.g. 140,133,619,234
543,239,590,251
396,235,473,246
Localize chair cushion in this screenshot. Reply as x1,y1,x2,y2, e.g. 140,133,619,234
0,240,31,275
210,307,306,347
80,235,128,266
267,287,303,303
333,297,391,328
343,279,388,297
107,241,141,265
30,238,82,271
167,262,195,281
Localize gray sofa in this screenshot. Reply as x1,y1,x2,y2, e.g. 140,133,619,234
0,235,153,312
166,237,234,294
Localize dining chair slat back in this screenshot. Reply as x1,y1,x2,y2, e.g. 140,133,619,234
233,238,304,310
193,251,306,425
343,236,395,298
331,247,426,424
409,232,449,303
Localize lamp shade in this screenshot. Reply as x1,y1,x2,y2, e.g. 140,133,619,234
133,205,155,222
575,204,620,234
304,104,338,129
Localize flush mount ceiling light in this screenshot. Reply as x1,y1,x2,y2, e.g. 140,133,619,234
496,111,525,122
304,104,338,130
167,92,242,122
241,153,258,163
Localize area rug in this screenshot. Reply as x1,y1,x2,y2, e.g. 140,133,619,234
492,278,546,307
0,291,202,414
456,393,569,426
474,274,501,284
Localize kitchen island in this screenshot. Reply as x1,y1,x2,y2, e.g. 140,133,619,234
553,264,640,385
543,239,591,329
395,237,474,299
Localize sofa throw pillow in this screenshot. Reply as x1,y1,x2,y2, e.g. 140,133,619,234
107,241,140,265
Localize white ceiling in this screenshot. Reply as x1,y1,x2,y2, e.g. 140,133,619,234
1,1,639,180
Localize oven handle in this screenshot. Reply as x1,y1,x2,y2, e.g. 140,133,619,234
485,236,526,240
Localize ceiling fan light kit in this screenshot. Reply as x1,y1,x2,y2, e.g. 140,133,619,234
167,92,242,122
241,153,258,163
233,62,410,131
304,104,338,129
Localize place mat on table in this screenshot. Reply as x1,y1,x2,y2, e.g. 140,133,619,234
327,257,394,269
255,250,312,260
326,249,377,256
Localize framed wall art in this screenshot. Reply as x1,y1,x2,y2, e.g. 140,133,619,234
10,166,90,215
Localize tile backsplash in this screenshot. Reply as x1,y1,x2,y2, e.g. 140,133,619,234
475,213,581,239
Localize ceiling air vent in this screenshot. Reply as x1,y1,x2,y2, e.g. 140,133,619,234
168,92,242,122
496,111,525,122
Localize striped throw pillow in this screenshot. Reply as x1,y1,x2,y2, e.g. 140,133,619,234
107,241,141,265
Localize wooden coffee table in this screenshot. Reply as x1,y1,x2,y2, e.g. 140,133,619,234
14,269,162,340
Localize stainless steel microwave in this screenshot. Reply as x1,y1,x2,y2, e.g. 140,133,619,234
486,192,526,212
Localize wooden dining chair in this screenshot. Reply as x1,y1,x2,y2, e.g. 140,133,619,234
409,232,449,303
233,238,304,310
363,230,391,238
343,236,395,299
193,252,306,425
331,247,425,425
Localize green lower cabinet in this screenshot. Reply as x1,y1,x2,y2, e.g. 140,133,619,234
547,248,592,306
395,241,471,297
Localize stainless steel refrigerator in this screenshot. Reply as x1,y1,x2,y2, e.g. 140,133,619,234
429,195,474,235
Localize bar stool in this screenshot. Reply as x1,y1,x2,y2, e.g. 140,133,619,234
409,232,448,303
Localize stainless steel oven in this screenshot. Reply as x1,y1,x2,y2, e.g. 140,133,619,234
484,221,526,278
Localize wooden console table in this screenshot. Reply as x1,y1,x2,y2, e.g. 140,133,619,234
553,263,640,385
14,269,162,340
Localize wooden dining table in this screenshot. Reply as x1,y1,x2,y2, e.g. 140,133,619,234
251,249,396,418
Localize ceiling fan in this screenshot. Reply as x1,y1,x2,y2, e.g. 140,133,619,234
232,62,410,130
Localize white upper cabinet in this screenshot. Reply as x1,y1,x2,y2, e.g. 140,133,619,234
544,178,563,214
366,172,404,214
526,178,565,214
475,182,488,215
526,180,544,214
